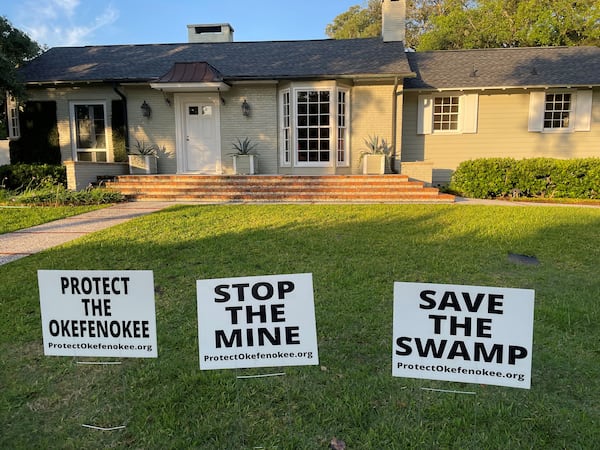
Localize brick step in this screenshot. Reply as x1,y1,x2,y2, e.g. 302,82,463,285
109,184,436,194
127,194,456,203
105,175,454,203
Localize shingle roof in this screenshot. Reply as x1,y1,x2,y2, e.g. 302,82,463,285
19,38,412,83
405,46,600,90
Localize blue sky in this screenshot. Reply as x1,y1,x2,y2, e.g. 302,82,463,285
3,0,365,48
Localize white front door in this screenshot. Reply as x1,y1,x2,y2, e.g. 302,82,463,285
179,96,221,173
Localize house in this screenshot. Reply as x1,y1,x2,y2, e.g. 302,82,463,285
9,0,600,190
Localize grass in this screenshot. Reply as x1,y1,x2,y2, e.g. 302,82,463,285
0,205,106,234
1,204,599,449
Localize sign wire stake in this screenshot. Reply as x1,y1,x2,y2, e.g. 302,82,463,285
76,361,122,365
420,387,476,395
81,424,126,431
236,372,286,379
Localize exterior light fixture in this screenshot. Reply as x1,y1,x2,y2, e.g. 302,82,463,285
241,99,251,117
141,100,152,118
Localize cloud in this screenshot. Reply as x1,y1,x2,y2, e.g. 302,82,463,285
18,1,119,47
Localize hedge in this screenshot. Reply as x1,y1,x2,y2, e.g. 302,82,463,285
0,163,67,191
449,158,600,199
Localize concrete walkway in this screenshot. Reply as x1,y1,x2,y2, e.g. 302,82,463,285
0,202,173,266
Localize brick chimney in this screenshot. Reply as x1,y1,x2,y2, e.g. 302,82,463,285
187,24,234,43
382,0,406,42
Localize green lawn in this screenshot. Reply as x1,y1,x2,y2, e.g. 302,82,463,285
1,204,599,449
0,205,105,234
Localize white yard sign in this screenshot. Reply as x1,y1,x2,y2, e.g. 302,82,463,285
197,273,319,370
38,270,157,358
392,282,534,389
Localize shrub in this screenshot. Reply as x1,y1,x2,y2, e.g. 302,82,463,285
9,183,124,206
0,163,66,191
449,158,600,199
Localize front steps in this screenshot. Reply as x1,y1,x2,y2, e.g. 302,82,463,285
105,175,455,203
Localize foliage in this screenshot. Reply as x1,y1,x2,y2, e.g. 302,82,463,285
449,158,600,199
0,16,42,99
231,137,257,155
0,162,123,205
6,183,125,206
326,0,382,40
0,163,65,191
360,135,391,159
1,204,599,448
128,139,158,156
418,0,600,50
325,1,600,49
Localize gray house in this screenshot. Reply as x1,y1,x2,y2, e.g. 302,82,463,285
7,0,600,192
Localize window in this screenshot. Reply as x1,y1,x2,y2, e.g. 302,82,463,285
297,90,331,164
279,85,349,167
544,93,571,130
6,95,20,139
70,102,107,161
528,90,593,133
418,93,478,135
433,96,460,131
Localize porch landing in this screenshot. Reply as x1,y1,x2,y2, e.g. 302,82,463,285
105,174,454,203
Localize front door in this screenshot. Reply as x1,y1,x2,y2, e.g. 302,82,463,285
181,98,221,173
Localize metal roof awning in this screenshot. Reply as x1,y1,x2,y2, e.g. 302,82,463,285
150,62,230,92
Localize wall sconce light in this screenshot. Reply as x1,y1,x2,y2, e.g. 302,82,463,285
141,100,152,118
241,99,251,117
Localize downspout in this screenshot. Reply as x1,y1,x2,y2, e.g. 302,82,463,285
390,76,399,173
112,83,129,151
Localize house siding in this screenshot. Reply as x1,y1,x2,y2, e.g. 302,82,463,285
220,84,278,174
350,83,398,174
122,86,177,174
402,88,600,186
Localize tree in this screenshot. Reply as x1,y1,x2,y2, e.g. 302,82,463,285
326,0,600,49
1,16,41,99
418,0,600,49
325,0,382,39
326,1,457,48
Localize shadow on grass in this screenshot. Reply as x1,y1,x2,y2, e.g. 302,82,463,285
1,204,599,449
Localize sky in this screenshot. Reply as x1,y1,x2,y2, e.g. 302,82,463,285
2,0,366,48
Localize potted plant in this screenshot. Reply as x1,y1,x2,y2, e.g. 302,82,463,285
128,139,158,174
360,135,390,175
230,138,258,175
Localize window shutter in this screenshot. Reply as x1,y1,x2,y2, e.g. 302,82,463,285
574,90,593,132
528,91,545,132
417,95,432,135
461,93,479,134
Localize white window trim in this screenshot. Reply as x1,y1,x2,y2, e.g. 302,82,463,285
417,92,478,135
279,89,292,167
528,89,592,133
279,82,349,168
6,94,20,140
69,101,108,161
336,87,350,167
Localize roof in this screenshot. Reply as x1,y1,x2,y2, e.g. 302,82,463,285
156,62,224,83
404,46,600,90
19,38,412,84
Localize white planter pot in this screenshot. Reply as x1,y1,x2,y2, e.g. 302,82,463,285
232,154,257,175
362,154,386,174
128,154,158,174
